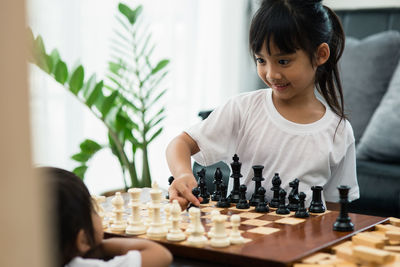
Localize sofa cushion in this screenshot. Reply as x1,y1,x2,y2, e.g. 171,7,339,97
357,59,400,162
340,31,400,142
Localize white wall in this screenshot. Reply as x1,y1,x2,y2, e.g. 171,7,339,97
324,0,400,9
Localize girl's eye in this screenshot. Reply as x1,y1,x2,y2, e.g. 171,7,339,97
278,59,290,65
256,57,265,64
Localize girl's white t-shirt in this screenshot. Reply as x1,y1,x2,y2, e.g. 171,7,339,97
186,89,359,206
65,251,141,267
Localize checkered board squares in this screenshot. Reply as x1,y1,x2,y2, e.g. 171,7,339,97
274,217,306,225
201,207,224,213
237,212,263,219
241,219,273,227
228,206,255,212
272,211,296,217
247,226,281,235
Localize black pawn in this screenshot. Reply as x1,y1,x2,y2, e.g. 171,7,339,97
188,187,200,210
270,173,282,208
228,154,242,203
249,165,265,206
295,192,309,218
236,184,250,209
287,178,300,211
309,186,325,213
217,183,231,208
166,176,174,199
255,187,269,213
333,185,354,232
211,168,223,201
276,189,290,214
197,168,210,204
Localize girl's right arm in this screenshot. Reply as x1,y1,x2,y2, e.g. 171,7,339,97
166,132,201,210
99,238,172,267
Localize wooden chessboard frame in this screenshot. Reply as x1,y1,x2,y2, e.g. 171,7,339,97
103,195,388,267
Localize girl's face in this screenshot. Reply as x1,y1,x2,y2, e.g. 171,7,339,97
255,41,317,104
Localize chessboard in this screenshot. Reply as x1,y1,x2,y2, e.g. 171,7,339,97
97,188,388,267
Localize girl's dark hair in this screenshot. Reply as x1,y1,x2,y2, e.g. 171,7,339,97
249,0,346,123
40,167,96,266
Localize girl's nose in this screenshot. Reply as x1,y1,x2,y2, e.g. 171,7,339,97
266,65,282,81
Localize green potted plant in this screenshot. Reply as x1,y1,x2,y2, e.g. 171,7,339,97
28,3,169,189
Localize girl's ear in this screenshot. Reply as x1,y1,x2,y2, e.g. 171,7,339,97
76,229,91,255
316,43,330,66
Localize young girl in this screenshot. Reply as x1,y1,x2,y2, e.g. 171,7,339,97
40,167,172,267
166,0,359,210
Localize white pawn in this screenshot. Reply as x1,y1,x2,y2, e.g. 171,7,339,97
185,209,195,235
207,210,221,238
229,214,244,244
166,200,186,241
92,195,108,229
210,215,230,247
110,192,127,232
146,181,167,238
187,207,207,247
126,188,146,235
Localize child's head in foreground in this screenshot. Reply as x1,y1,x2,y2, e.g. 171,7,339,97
40,167,103,266
249,0,346,120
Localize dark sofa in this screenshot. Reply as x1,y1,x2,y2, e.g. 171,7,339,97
193,8,400,218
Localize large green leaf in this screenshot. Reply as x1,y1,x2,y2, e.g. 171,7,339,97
86,81,103,107
79,139,102,154
118,3,143,25
69,65,84,95
54,60,68,84
49,49,61,73
72,165,88,180
101,90,119,117
151,59,169,75
71,152,92,162
82,74,97,98
33,36,50,73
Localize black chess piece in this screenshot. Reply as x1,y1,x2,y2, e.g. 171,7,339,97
255,186,269,213
228,154,242,203
249,165,265,206
166,176,174,199
309,186,325,213
276,189,290,214
188,187,200,210
236,184,250,209
287,178,300,211
333,185,354,232
295,192,309,218
211,168,223,201
217,183,231,208
270,173,282,208
197,168,210,204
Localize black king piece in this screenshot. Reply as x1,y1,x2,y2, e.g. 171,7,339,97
228,154,242,203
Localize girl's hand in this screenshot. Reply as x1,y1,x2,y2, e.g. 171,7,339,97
169,173,202,210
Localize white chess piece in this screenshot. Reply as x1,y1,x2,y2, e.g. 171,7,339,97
146,181,167,238
210,214,230,247
126,188,146,235
164,203,172,230
110,192,127,232
207,210,220,238
92,195,108,228
229,214,244,244
166,200,186,241
187,207,207,247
